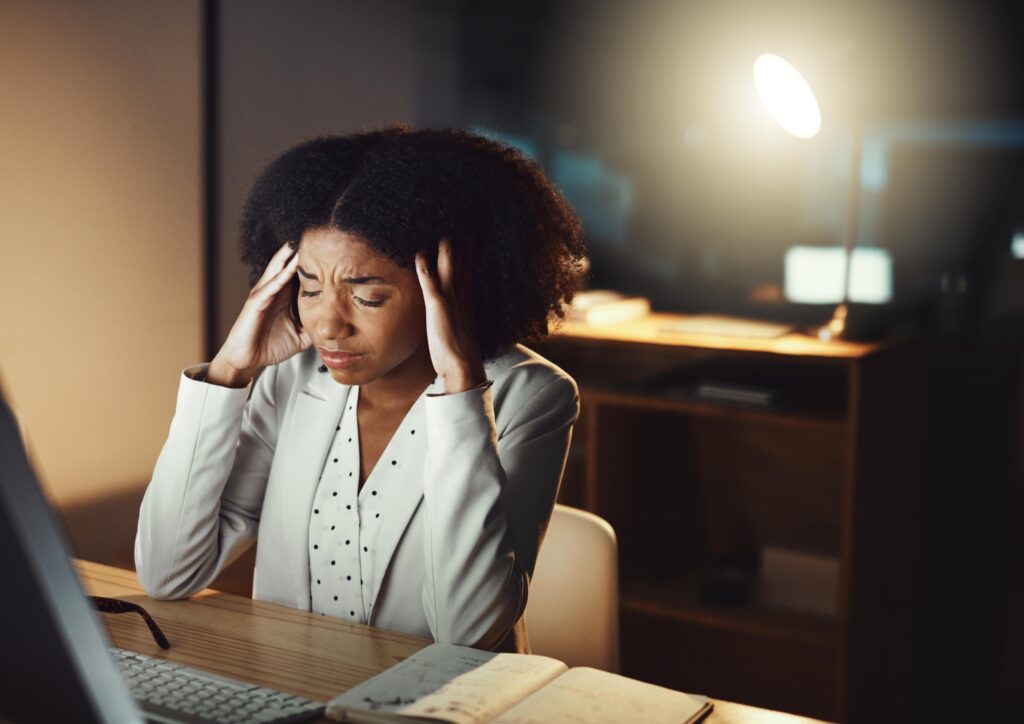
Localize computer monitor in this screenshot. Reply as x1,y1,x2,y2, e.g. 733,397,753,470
0,393,142,723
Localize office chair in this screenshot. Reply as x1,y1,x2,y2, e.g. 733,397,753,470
525,503,620,672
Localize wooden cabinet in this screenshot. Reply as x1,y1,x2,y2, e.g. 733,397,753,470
536,313,921,722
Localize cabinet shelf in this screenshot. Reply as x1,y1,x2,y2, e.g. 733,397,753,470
579,387,847,432
538,316,920,722
620,573,837,650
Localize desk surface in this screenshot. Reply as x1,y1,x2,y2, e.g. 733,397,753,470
77,561,827,724
552,312,883,360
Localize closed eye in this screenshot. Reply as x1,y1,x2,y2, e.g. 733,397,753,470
299,289,385,308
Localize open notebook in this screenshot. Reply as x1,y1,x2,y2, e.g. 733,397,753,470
326,643,712,724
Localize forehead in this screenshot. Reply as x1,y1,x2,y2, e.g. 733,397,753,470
297,227,395,273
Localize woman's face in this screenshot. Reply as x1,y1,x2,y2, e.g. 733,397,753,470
296,227,428,387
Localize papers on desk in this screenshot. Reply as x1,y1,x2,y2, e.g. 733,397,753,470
564,290,651,326
325,643,711,724
659,314,793,339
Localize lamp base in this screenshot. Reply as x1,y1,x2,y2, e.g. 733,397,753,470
815,303,849,342
812,302,890,342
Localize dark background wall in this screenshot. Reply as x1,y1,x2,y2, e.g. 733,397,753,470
212,0,461,351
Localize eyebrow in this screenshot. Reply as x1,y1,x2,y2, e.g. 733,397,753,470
297,266,387,284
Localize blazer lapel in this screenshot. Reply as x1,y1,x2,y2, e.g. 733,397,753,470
275,371,349,609
367,391,429,616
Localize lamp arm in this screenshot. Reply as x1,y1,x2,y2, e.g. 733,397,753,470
840,117,863,304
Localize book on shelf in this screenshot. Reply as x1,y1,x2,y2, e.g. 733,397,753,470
760,545,840,617
326,643,712,724
694,381,779,408
565,289,651,326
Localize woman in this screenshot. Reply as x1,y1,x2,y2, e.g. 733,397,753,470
134,127,586,653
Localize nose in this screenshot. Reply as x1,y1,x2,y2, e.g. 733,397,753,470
312,294,355,343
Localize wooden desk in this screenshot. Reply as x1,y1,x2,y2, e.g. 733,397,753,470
77,561,827,724
552,313,882,360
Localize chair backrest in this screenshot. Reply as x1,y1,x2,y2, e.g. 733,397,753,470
524,503,620,672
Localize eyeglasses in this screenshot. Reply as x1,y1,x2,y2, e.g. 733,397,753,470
90,596,171,649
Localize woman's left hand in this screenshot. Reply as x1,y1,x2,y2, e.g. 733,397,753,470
416,238,487,394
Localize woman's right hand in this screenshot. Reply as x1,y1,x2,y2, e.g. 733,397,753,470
207,243,312,388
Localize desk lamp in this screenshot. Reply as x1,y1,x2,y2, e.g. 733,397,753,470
753,52,860,341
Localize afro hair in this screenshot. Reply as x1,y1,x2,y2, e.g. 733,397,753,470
239,126,586,360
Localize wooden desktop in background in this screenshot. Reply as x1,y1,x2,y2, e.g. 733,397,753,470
536,312,921,723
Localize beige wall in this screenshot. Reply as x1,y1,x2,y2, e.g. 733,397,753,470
0,0,203,508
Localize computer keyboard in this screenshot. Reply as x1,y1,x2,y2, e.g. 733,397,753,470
111,647,325,724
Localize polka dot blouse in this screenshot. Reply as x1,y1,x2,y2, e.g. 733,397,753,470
307,383,431,623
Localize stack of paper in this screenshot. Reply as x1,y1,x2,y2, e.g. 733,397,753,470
565,290,651,326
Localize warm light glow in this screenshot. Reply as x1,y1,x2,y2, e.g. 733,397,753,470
753,53,821,139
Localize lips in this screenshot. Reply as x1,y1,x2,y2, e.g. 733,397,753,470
319,348,365,370
320,348,362,356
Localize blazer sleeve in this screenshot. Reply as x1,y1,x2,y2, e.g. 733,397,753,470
134,363,281,599
420,370,579,650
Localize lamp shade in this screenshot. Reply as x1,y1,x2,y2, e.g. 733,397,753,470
753,53,821,139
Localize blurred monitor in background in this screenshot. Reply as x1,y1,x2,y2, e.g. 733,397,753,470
783,246,893,306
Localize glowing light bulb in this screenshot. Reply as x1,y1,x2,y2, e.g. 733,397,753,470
753,53,821,139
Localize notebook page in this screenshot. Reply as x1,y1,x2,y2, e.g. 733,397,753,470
326,643,568,724
492,667,711,724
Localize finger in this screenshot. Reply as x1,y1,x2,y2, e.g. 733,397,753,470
257,242,297,286
254,253,300,303
436,238,454,298
459,238,475,307
298,328,313,350
415,251,442,305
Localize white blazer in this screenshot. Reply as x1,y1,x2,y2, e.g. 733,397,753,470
134,344,579,653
